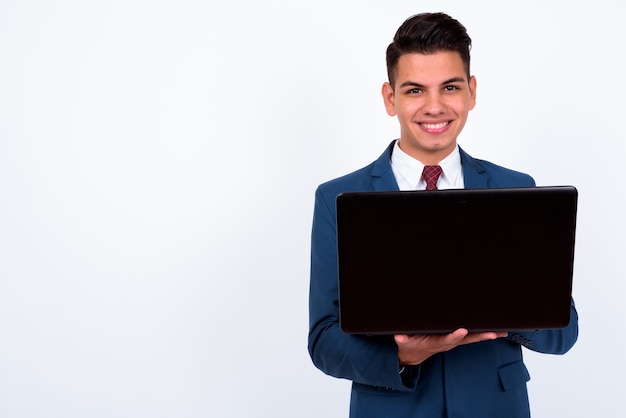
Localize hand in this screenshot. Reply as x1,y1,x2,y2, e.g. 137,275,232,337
394,329,508,366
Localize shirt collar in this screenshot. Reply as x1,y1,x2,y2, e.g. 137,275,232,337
391,140,463,190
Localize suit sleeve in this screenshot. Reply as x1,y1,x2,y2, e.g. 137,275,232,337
507,300,579,354
307,187,418,391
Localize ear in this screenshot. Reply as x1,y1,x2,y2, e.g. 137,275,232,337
468,76,477,110
381,82,396,116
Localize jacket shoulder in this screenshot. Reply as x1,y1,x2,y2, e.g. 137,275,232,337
461,148,536,188
316,141,397,196
476,158,534,181
317,162,377,196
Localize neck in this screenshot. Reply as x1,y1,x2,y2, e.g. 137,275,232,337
397,141,456,165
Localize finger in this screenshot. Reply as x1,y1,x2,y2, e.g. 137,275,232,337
458,331,505,345
479,331,508,339
447,328,469,343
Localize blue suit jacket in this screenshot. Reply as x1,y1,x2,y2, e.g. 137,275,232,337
308,142,578,418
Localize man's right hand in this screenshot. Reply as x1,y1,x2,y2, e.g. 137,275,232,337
394,329,508,366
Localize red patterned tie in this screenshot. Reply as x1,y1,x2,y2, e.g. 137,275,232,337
422,165,442,190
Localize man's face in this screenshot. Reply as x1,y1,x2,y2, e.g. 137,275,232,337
382,51,476,165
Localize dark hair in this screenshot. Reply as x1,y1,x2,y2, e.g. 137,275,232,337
386,12,472,88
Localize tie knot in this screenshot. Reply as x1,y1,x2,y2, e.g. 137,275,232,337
422,165,442,190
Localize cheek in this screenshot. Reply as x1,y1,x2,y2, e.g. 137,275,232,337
458,95,475,110
397,102,418,118
451,100,472,115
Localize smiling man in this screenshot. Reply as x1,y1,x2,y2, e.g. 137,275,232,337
308,12,578,418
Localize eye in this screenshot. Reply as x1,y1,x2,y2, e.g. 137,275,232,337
407,88,422,94
444,85,459,92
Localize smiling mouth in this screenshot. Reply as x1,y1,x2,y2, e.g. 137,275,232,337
420,121,450,130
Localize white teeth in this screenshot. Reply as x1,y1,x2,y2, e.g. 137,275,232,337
422,122,448,129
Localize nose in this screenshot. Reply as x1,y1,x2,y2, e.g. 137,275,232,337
423,91,445,115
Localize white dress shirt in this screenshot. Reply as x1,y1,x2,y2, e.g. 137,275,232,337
390,140,465,191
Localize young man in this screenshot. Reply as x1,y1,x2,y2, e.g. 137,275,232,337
308,12,578,418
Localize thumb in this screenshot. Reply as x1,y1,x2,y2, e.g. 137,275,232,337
394,334,410,344
446,328,470,344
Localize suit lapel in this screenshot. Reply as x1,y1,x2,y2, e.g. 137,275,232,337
370,143,491,190
460,147,489,189
371,141,400,191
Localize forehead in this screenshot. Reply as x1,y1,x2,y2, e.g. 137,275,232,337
394,51,467,87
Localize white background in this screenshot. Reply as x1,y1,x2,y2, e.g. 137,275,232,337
0,1,624,417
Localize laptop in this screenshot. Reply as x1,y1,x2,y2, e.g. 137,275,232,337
336,186,577,335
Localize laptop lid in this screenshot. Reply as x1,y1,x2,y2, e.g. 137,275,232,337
336,186,577,335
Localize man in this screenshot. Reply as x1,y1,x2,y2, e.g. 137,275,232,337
308,12,578,418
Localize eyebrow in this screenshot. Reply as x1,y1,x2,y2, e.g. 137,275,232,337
399,77,467,89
